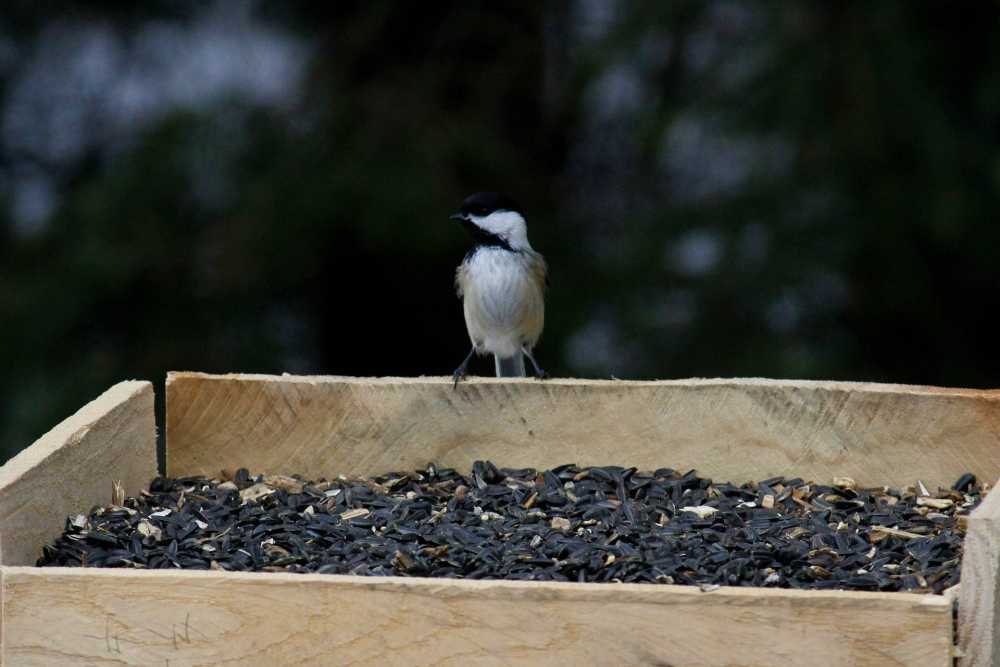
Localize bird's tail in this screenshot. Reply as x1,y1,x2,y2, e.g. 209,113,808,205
495,351,526,377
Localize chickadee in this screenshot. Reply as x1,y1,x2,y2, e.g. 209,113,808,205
450,192,548,387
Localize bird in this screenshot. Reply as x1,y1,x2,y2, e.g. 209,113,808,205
450,192,548,387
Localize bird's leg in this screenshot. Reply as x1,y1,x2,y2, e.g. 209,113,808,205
453,345,477,389
522,346,548,380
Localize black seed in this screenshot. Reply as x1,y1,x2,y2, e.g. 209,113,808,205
234,468,252,489
36,464,979,594
953,473,976,493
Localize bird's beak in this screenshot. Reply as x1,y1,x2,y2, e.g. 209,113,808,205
449,213,468,222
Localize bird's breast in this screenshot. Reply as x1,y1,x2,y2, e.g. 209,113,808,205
461,249,535,307
458,247,545,348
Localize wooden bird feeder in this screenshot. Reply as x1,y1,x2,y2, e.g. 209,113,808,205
1,372,999,666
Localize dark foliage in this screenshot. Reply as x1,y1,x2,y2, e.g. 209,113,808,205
3,2,1000,461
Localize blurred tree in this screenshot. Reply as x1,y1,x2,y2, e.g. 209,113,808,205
561,1,1000,384
0,1,575,461
2,1,1000,463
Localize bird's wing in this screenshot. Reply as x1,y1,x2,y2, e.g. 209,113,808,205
455,262,468,298
531,251,549,290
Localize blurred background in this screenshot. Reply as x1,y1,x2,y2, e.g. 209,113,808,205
3,1,1000,462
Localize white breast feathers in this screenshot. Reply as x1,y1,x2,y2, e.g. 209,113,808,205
456,247,546,359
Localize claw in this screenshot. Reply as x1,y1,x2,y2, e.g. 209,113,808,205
522,346,547,380
454,345,477,389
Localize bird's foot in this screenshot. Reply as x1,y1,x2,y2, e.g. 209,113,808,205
453,346,477,389
522,347,547,380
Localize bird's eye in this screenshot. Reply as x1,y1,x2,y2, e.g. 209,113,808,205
476,207,488,215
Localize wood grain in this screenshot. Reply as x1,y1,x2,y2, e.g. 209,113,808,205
958,481,1000,666
0,381,156,566
166,372,1000,488
1,566,953,667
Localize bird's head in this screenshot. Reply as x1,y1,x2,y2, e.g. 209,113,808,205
450,192,530,251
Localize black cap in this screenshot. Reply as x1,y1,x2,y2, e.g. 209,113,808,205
457,192,523,217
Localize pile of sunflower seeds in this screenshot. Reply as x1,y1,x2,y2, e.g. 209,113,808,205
38,462,982,593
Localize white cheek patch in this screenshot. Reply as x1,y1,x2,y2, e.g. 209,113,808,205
472,211,530,250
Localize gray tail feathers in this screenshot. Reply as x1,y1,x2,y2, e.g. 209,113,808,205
495,351,526,377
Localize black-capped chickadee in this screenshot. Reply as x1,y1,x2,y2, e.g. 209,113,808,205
450,192,548,387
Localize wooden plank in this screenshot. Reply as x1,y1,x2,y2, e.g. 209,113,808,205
0,566,952,667
166,372,1000,488
958,482,1000,666
0,381,156,566
1,567,5,667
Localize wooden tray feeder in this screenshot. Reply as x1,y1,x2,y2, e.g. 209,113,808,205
1,372,1000,666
